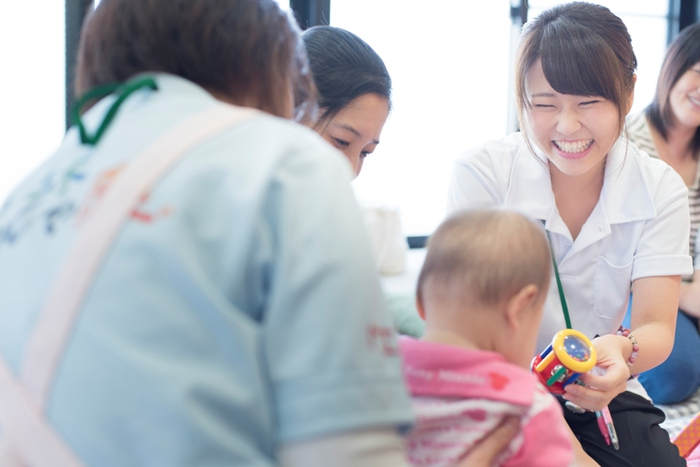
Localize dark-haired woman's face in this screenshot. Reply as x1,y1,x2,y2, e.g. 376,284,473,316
669,62,700,131
525,60,622,178
317,93,389,178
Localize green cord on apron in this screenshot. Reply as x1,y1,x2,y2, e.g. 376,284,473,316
71,76,158,146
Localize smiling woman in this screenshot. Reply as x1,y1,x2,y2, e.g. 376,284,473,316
302,25,392,178
524,59,624,182
447,3,692,466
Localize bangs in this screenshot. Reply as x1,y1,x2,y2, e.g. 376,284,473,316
674,39,700,82
515,2,636,141
539,21,620,101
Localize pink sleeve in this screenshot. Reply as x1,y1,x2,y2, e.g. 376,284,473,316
503,399,573,467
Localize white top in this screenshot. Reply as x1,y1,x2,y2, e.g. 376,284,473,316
0,74,413,465
627,111,700,277
448,132,692,355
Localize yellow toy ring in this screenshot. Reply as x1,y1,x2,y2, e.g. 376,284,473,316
552,329,597,373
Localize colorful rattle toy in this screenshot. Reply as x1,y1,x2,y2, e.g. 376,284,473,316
531,329,597,395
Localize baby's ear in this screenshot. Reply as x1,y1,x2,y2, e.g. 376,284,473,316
504,284,539,329
415,296,426,321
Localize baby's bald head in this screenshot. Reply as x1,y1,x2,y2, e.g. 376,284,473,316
417,208,550,311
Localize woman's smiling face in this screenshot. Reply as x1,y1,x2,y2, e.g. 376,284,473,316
669,62,700,131
524,59,624,178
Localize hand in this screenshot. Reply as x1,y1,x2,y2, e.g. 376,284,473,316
562,334,629,411
456,416,519,467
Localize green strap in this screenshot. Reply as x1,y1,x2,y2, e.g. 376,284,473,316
71,76,158,146
547,231,572,330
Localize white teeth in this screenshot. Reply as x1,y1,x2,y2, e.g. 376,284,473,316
554,139,593,153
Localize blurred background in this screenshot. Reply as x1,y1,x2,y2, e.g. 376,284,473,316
1,0,697,238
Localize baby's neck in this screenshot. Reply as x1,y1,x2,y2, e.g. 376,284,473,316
421,329,481,351
421,301,504,355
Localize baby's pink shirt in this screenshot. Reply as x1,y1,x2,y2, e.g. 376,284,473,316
400,337,573,467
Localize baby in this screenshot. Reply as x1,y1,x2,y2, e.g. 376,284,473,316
401,208,573,467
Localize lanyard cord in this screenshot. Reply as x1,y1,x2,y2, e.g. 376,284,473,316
547,231,572,330
71,76,158,146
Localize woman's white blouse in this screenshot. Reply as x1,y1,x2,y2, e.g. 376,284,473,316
447,132,693,355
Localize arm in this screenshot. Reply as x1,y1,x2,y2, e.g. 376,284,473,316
679,270,700,318
279,419,522,467
565,166,689,410
627,275,681,373
568,276,679,409
569,426,601,467
278,428,407,467
503,393,577,467
263,138,413,448
457,416,520,467
566,280,682,412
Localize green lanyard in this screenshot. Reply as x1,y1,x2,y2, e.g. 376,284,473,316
71,76,158,146
547,231,573,330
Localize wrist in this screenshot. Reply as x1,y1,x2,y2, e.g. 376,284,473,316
615,326,639,378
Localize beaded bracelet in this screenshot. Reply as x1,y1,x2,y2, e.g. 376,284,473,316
616,325,639,378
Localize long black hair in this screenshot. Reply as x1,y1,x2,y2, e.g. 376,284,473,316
302,26,391,128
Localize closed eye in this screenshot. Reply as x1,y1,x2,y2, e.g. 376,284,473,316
580,100,601,106
333,138,350,148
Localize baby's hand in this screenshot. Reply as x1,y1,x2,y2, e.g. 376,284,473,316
562,334,629,411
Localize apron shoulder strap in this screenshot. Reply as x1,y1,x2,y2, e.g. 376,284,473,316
0,103,257,466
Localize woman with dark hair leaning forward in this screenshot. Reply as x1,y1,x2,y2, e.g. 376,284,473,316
303,25,392,179
299,24,523,467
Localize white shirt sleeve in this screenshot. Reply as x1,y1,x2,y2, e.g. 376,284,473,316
632,166,693,280
261,138,414,443
447,145,507,215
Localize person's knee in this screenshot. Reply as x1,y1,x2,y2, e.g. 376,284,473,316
637,310,700,404
640,362,700,404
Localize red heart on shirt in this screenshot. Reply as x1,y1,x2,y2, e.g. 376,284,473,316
462,409,487,421
488,372,509,390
